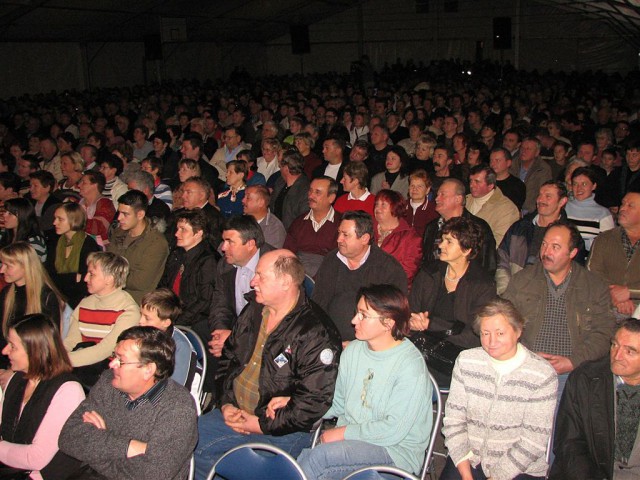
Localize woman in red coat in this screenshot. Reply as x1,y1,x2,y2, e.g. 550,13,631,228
374,189,423,287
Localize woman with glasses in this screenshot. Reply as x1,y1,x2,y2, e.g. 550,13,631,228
295,284,432,480
0,313,85,479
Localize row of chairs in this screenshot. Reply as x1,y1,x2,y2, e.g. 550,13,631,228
203,372,443,480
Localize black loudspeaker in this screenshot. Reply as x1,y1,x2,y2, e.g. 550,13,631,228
144,34,163,60
290,25,310,55
493,17,512,50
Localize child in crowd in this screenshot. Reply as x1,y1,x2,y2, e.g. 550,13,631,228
140,288,197,388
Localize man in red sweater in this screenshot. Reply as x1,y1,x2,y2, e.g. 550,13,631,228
283,176,341,277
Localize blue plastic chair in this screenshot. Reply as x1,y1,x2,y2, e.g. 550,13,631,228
303,274,315,297
176,326,208,409
206,443,308,480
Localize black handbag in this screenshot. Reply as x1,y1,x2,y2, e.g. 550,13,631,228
411,319,466,381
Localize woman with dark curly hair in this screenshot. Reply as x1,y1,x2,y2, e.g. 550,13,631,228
409,216,497,387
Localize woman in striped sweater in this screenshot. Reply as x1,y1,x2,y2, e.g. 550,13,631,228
441,299,557,480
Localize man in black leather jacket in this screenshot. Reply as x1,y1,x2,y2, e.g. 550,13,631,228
194,249,341,480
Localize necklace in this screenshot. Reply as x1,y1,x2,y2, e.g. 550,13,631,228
445,265,462,282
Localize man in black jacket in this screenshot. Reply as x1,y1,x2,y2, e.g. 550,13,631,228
207,215,275,358
194,249,341,479
550,318,640,479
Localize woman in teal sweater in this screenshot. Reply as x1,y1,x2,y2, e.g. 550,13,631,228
296,284,432,480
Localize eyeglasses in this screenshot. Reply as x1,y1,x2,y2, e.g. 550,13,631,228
354,311,386,322
110,353,145,368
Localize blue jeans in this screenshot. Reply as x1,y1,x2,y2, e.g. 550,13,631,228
297,440,395,480
194,408,312,480
439,456,544,480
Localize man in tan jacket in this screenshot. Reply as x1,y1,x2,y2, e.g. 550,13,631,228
466,164,520,246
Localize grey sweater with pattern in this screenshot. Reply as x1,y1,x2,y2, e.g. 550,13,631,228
442,346,557,480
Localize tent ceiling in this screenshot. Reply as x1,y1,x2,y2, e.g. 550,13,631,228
0,0,363,43
534,0,640,50
0,0,638,48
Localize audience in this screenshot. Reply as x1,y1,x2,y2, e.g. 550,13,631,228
503,222,615,396
78,171,115,249
242,184,286,248
550,318,640,479
139,289,195,388
107,189,169,304
373,189,423,285
283,176,341,277
312,210,407,342
409,217,497,387
1,58,640,479
159,208,218,350
0,197,48,262
403,169,438,238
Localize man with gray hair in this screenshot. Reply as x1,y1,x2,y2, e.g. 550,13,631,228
422,178,497,275
509,137,552,214
126,170,170,226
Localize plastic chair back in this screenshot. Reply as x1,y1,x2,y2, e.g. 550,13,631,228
303,274,315,297
343,466,419,480
206,443,308,480
338,371,442,480
177,326,208,409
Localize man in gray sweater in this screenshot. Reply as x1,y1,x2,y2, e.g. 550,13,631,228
60,327,198,480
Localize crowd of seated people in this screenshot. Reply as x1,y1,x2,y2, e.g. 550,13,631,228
0,58,639,478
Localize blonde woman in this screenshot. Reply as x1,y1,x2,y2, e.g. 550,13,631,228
57,151,85,200
46,203,100,309
0,242,64,369
63,252,139,387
